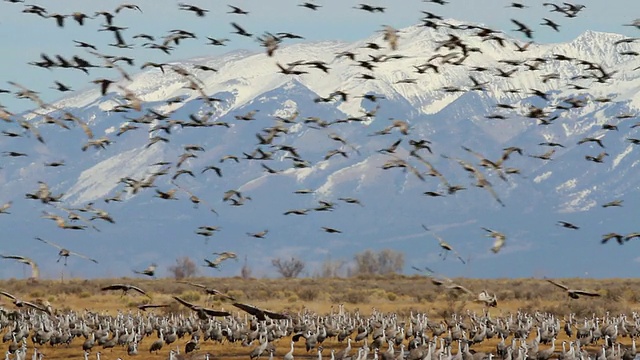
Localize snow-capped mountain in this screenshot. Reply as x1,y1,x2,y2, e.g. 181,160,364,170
2,23,640,280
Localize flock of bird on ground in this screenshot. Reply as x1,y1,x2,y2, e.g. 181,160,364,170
0,283,636,360
0,0,639,357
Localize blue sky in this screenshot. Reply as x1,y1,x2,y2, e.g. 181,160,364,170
0,0,638,113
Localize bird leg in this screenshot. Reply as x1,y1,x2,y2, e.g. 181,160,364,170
441,251,449,261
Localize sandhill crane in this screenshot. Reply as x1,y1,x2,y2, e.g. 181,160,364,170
176,281,235,302
173,296,231,319
545,278,601,299
149,329,164,354
422,225,466,264
232,302,290,321
101,284,150,298
137,304,170,311
34,237,98,265
0,255,39,281
133,263,157,277
0,291,50,314
482,228,506,253
284,341,295,360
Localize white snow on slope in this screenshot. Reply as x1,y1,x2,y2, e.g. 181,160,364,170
64,146,164,205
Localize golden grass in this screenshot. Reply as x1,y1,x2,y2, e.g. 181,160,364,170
0,276,638,360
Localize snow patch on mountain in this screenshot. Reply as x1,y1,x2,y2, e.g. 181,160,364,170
613,144,634,169
64,146,164,205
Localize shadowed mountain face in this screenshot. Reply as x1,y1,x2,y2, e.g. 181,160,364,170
2,24,640,280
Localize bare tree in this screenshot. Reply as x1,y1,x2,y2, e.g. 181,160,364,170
168,256,197,280
320,257,346,278
272,257,305,278
377,249,404,275
240,255,252,279
353,249,404,276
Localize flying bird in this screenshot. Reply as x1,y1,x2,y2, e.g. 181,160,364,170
101,284,150,297
1,255,40,280
557,221,580,230
0,291,50,313
232,302,290,321
133,263,157,277
35,237,98,265
483,228,506,253
423,225,466,264
173,296,231,319
545,278,601,299
177,281,236,301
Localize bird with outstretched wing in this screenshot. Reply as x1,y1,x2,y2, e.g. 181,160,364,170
545,278,601,299
173,296,230,319
35,237,98,265
232,302,290,321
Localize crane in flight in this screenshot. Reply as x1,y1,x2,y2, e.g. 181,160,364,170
422,225,466,264
35,237,98,265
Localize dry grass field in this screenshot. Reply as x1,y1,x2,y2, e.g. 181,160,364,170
0,276,638,360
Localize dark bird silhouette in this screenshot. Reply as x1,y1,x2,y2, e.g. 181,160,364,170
511,19,534,39
541,18,560,31
227,5,249,15
299,2,321,10
602,232,625,245
138,304,170,311
178,3,208,16
557,221,579,230
231,22,252,37
91,78,115,96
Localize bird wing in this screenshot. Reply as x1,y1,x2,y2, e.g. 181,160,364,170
231,22,246,33
449,284,474,295
101,284,126,291
178,281,206,289
201,308,231,317
129,285,148,296
29,261,39,279
138,304,169,311
572,290,601,297
232,302,261,316
68,250,99,263
263,309,291,320
432,233,466,264
546,278,569,291
173,296,197,310
432,234,451,250
22,301,49,314
0,291,16,300
1,255,28,261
